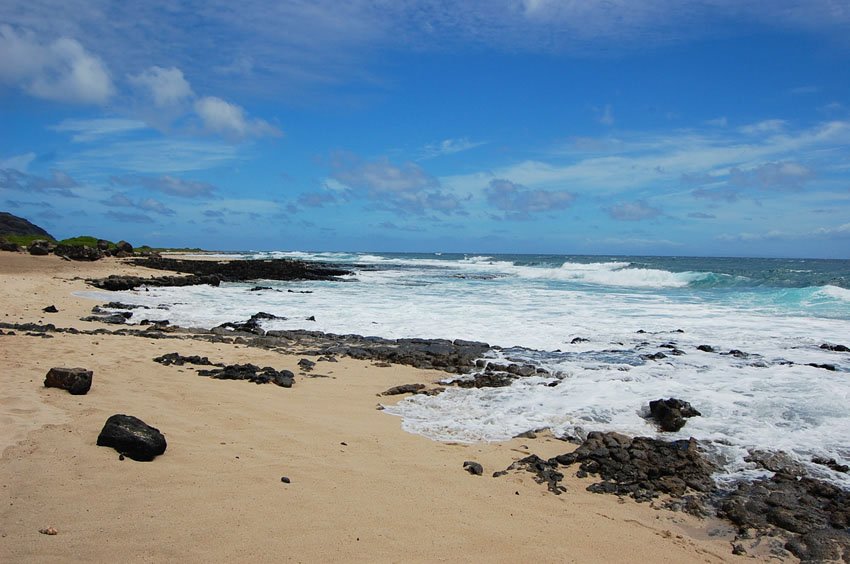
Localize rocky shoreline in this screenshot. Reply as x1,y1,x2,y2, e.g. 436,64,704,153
5,307,850,561
87,256,352,291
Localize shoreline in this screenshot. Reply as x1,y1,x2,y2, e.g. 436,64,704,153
0,252,828,561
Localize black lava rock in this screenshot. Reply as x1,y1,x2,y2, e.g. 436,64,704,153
820,343,850,353
43,367,93,395
42,305,58,313
96,414,167,461
298,358,316,371
647,398,701,432
811,456,849,473
381,383,426,396
196,364,295,387
551,432,716,502
153,352,218,367
641,352,667,361
463,461,483,476
719,473,850,561
495,454,566,494
807,363,837,371
54,244,103,261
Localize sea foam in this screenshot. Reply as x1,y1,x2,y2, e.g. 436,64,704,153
76,251,850,485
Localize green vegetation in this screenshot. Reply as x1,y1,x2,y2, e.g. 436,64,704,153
57,235,115,248
0,233,55,246
0,231,207,253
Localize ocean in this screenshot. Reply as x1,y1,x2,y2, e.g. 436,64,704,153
79,252,850,486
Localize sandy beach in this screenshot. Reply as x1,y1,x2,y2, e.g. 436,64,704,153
0,253,763,562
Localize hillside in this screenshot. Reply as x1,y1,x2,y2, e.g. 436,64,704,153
0,212,54,239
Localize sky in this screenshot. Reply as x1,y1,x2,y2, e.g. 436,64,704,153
1,1,849,258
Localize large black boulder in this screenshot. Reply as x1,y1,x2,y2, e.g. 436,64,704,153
27,240,51,255
96,414,167,461
54,244,103,261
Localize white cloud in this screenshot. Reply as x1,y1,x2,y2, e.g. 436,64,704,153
0,152,36,172
58,138,241,174
420,137,487,159
111,175,216,198
51,118,149,142
739,119,786,135
4,1,847,101
194,96,280,139
716,230,787,242
0,25,113,104
330,153,461,214
607,200,662,221
729,161,815,191
442,119,850,198
129,66,194,107
485,179,575,220
813,222,850,237
0,168,78,196
598,104,614,126
102,192,175,215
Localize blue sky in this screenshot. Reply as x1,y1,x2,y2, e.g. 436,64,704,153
1,1,849,257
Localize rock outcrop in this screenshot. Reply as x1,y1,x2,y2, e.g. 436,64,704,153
719,473,850,562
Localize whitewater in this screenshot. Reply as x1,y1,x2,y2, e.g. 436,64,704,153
78,252,850,486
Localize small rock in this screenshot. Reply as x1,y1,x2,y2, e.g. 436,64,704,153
463,461,484,476
647,398,701,432
281,476,291,484
811,456,849,473
44,367,93,395
696,345,714,352
38,527,58,536
298,358,316,371
726,349,749,358
820,343,850,352
731,544,746,555
42,305,58,313
641,352,667,361
807,363,836,371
